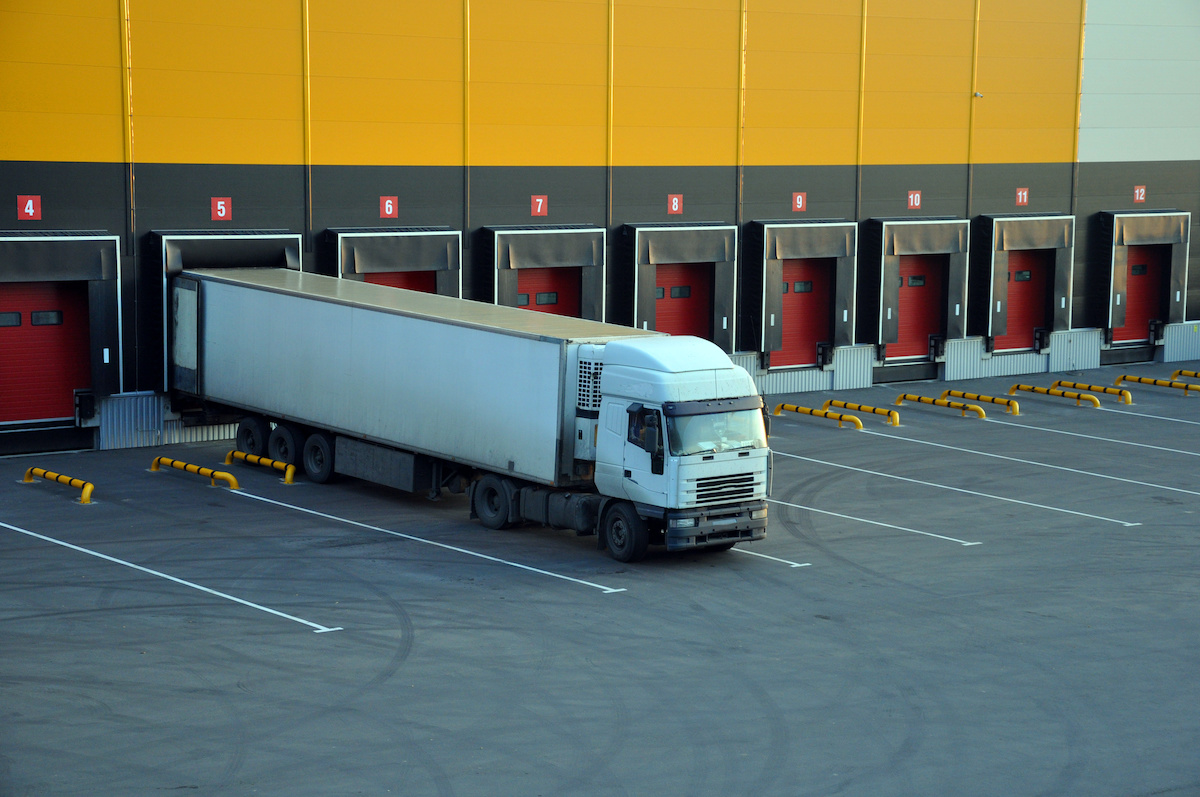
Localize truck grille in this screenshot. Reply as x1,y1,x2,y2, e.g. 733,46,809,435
693,472,759,504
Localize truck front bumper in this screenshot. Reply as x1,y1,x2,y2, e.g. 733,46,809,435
662,500,768,551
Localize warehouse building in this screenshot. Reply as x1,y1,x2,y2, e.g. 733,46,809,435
1,0,1196,452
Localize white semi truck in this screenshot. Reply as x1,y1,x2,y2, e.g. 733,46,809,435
170,268,769,561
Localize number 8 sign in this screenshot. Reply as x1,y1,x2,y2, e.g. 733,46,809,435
668,194,683,215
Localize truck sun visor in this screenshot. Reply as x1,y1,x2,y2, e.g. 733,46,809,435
662,396,764,416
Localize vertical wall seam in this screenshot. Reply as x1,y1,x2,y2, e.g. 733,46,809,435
965,0,982,219
854,0,868,221
301,0,313,256
118,0,135,256
1070,0,1087,216
606,0,614,228
735,0,748,228
463,0,471,239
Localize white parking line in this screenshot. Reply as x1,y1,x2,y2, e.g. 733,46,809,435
860,428,1200,499
985,417,1200,458
767,498,981,546
0,519,343,634
1098,406,1200,426
732,547,811,568
774,450,1140,527
232,491,628,595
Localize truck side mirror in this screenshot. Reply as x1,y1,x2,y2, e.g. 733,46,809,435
644,424,660,455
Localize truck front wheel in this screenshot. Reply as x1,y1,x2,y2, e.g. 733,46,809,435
604,504,648,563
473,474,512,530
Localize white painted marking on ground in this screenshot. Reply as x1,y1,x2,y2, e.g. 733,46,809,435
0,519,342,633
860,427,1196,502
986,417,1200,458
232,491,627,594
774,450,1139,527
1097,406,1200,426
731,547,812,568
767,498,981,546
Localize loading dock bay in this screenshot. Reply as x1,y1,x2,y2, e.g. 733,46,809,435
3,361,1200,796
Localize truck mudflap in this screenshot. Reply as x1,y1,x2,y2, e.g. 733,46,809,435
660,500,768,551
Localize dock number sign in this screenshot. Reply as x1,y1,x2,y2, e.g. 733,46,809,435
17,195,41,220
211,197,232,221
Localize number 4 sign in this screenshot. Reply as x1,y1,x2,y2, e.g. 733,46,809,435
17,195,41,220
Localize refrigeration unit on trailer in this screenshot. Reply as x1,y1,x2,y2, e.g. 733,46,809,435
170,268,769,562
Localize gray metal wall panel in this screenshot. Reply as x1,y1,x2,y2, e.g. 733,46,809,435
97,392,164,450
1160,322,1200,361
198,281,564,484
163,420,236,446
755,367,833,396
1047,329,1103,372
729,353,758,374
943,338,987,380
831,345,875,391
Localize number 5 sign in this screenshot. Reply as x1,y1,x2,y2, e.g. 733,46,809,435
211,197,232,221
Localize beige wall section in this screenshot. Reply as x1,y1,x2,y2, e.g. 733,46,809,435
1079,0,1200,163
0,2,125,163
470,0,607,167
308,1,463,166
859,0,975,165
742,0,861,167
612,0,741,167
129,1,304,165
971,0,1082,164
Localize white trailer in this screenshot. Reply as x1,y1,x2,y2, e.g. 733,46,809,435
171,268,769,561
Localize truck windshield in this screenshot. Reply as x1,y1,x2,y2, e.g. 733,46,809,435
665,409,768,456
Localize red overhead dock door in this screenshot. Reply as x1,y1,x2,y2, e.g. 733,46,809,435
517,266,581,317
994,249,1051,351
890,255,946,359
775,258,834,367
364,270,438,293
655,263,712,338
1113,244,1169,343
0,281,91,422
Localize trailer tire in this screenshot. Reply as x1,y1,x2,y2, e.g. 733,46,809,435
604,503,648,563
473,474,512,530
268,423,304,466
236,416,269,457
302,432,335,483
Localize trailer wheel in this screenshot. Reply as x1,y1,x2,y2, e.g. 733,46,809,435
268,423,304,466
473,474,512,530
604,503,648,563
302,432,335,483
236,416,269,457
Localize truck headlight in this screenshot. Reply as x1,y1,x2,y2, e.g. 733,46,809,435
671,517,697,528
751,508,768,519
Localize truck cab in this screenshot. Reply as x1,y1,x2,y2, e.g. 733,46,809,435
591,337,770,557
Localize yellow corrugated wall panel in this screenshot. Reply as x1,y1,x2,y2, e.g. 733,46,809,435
860,0,975,165
308,0,464,166
743,2,862,165
129,2,304,165
613,0,740,166
971,0,1083,163
469,0,607,166
0,6,124,162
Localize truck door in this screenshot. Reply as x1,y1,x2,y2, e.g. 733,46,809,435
623,404,667,506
